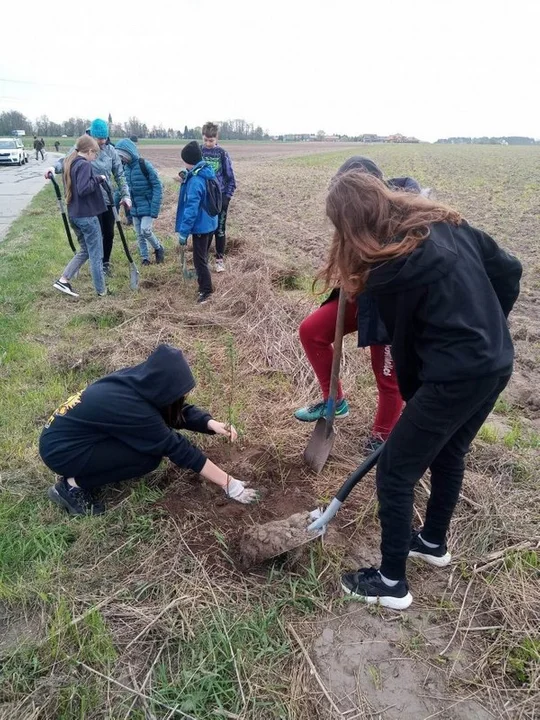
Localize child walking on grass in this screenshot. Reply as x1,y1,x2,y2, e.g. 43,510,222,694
50,135,108,298
322,169,521,610
175,141,219,304
40,344,258,516
115,139,165,265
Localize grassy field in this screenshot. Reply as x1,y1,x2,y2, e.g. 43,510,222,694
0,144,539,719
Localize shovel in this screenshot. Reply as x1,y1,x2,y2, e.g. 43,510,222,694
304,287,348,472
179,245,196,280
237,444,385,568
48,173,76,253
104,184,139,291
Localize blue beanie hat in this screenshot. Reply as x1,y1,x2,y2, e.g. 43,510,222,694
90,118,109,139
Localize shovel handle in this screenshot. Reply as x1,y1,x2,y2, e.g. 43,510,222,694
104,183,135,264
49,173,77,253
325,288,348,428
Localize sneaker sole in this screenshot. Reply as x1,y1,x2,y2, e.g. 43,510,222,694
294,410,350,423
341,582,413,610
408,550,452,567
53,283,79,297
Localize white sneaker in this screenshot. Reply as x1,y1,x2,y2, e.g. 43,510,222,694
215,259,225,273
53,279,79,297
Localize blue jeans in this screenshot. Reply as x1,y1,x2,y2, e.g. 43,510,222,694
63,217,106,295
132,216,162,260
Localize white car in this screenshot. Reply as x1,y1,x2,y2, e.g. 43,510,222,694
0,138,29,166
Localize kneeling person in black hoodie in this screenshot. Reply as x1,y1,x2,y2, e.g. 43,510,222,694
39,345,257,515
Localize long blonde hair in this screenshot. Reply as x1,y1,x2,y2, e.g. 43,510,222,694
63,135,100,204
320,171,462,296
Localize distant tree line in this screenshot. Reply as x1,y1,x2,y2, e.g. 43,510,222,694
436,136,538,145
0,110,270,140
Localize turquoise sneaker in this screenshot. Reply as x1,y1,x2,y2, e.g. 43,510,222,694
294,398,350,422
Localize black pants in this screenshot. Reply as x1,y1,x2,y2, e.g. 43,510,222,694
377,375,510,580
212,196,229,259
192,233,213,294
35,149,44,160
71,439,161,490
98,206,115,263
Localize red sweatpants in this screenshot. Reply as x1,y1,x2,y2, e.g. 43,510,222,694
298,299,404,439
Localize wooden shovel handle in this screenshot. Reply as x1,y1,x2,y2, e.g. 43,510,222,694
326,287,348,428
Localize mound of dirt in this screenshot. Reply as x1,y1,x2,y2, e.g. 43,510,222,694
235,511,319,569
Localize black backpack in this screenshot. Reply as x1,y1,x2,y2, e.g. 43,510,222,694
192,166,222,217
139,158,151,184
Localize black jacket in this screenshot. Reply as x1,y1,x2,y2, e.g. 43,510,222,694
67,156,107,219
39,345,214,476
365,221,522,401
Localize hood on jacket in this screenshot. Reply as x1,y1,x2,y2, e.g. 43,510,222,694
336,156,384,180
366,222,459,295
111,344,196,408
190,160,215,180
116,138,140,163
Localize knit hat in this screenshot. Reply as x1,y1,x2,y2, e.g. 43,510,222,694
181,140,202,166
336,156,384,180
90,118,109,139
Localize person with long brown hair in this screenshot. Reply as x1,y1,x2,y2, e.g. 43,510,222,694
50,135,107,298
322,171,522,609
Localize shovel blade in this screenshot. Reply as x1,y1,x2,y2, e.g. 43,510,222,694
129,264,140,291
304,418,335,473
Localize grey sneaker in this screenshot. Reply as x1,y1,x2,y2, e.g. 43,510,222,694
215,258,225,273
103,262,113,278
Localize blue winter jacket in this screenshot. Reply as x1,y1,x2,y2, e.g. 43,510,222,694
175,161,219,238
115,139,163,218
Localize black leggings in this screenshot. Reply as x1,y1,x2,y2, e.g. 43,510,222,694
70,439,161,490
212,200,229,259
98,207,115,263
377,375,510,580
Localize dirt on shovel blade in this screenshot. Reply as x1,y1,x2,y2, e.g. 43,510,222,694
236,511,320,569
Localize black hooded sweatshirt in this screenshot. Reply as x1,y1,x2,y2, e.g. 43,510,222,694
365,221,522,401
39,345,213,475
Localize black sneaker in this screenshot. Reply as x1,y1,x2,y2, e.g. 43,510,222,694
197,291,212,304
154,247,165,264
53,279,79,297
341,567,412,610
103,262,113,278
47,478,105,516
142,259,151,266
409,530,451,567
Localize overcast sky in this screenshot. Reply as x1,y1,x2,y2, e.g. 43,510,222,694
1,0,538,141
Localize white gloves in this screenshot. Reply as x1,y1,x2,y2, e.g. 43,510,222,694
224,477,258,504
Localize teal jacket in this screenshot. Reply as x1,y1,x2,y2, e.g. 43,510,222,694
175,161,219,238
115,139,162,218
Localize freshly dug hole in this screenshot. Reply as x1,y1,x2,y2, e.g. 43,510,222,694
236,511,319,569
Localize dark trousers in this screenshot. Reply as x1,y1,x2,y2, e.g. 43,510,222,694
72,439,161,490
35,149,44,160
192,233,213,294
98,206,116,263
377,375,510,580
212,196,229,259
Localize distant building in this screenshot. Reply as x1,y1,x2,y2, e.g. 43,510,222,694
12,130,26,136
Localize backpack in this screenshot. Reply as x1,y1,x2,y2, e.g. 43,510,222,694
139,158,151,184
192,166,222,216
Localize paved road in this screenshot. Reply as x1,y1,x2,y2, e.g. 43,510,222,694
0,153,61,241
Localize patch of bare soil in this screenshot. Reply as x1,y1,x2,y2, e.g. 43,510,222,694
309,606,494,720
